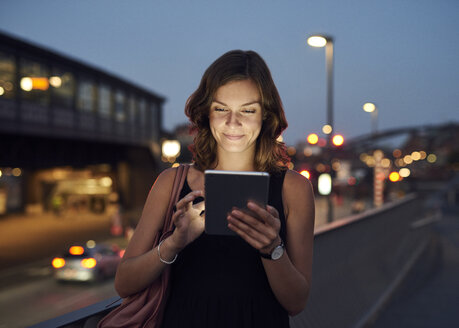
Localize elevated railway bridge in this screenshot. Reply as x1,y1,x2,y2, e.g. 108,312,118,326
0,31,166,213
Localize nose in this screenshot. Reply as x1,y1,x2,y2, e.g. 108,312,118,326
225,111,242,127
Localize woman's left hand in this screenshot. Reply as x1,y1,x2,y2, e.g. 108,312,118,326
227,201,281,254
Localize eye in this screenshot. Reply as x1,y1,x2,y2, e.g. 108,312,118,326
213,107,226,112
242,108,256,114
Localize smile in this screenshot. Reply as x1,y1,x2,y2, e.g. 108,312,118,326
223,134,244,140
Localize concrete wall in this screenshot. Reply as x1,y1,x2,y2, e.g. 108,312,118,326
291,194,433,328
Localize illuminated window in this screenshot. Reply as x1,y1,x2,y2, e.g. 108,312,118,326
0,51,16,100
20,57,50,106
51,67,75,109
115,90,126,122
77,78,95,112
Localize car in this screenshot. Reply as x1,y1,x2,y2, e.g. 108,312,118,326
52,241,123,282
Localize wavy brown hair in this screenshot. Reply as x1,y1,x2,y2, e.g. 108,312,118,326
185,50,289,173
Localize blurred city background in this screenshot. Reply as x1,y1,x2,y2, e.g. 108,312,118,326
0,1,458,327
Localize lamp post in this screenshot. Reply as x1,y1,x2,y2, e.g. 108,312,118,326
363,102,378,135
307,34,334,223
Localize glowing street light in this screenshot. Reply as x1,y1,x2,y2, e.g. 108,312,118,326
307,133,319,145
162,139,181,163
332,134,344,147
307,35,334,142
322,124,333,135
362,102,378,135
307,34,335,222
307,36,327,47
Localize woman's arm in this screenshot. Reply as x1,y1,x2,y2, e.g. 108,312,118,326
114,168,204,297
227,170,315,315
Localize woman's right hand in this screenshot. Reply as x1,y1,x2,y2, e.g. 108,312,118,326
168,190,205,251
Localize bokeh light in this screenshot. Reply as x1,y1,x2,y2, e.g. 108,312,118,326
381,158,391,168
307,133,319,145
287,146,297,156
300,170,310,179
322,124,332,134
332,134,344,146
389,172,401,182
363,102,376,113
411,151,421,161
399,168,411,178
427,154,437,163
404,155,413,164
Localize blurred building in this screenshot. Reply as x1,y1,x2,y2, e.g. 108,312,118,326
0,31,166,215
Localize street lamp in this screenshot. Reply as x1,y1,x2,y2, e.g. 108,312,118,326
307,34,334,223
162,139,181,163
363,102,378,135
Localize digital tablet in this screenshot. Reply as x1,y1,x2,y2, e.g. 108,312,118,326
204,170,270,236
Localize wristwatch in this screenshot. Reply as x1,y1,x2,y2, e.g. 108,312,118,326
260,240,284,260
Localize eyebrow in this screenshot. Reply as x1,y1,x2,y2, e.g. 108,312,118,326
212,100,261,107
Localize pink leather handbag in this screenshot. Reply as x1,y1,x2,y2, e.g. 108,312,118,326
98,164,190,328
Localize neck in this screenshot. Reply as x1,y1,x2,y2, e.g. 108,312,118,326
213,152,256,171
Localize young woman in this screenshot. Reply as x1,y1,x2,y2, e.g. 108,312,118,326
114,50,315,327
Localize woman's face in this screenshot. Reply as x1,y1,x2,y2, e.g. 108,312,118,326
209,79,263,156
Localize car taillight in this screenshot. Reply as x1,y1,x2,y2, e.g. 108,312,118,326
52,258,65,269
81,258,97,269
69,246,84,255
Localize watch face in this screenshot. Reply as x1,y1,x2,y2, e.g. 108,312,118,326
271,245,284,260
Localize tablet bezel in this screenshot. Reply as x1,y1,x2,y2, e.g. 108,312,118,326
204,170,270,236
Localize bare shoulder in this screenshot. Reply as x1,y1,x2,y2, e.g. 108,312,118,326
153,167,179,191
283,169,314,196
282,170,315,219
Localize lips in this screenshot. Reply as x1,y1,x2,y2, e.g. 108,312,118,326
223,133,244,140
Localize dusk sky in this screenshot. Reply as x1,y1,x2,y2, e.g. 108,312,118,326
1,0,458,145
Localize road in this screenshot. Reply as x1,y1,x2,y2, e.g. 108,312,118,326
0,207,127,327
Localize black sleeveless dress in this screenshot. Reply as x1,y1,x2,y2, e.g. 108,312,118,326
161,170,289,328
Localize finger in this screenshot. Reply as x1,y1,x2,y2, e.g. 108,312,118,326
230,208,266,233
247,202,279,226
172,209,185,226
228,212,276,244
231,208,279,238
175,190,203,211
227,219,269,250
